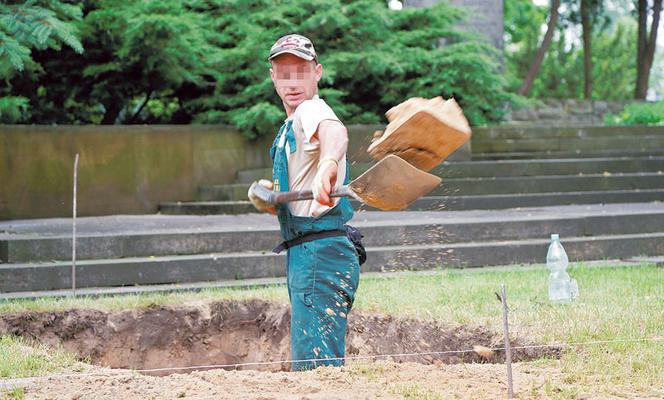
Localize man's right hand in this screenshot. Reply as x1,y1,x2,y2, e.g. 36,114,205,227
248,179,277,215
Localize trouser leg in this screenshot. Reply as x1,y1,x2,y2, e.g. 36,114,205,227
287,237,360,371
290,290,351,371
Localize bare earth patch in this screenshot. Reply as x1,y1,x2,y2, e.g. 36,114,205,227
2,299,662,399
0,299,557,375
1,299,609,399
16,361,572,400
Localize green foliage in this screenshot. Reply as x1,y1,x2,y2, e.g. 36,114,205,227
605,101,664,125
503,0,548,92
3,0,511,135
67,0,221,124
589,19,638,100
226,102,285,140
0,1,83,73
188,0,511,133
0,96,29,123
505,1,637,100
0,1,84,124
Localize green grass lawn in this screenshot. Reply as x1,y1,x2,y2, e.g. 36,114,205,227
1,262,663,396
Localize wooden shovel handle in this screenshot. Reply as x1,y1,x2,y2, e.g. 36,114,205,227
250,182,354,204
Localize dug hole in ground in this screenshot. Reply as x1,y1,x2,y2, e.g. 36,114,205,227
0,298,562,399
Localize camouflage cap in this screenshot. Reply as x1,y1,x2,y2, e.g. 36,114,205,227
268,34,318,62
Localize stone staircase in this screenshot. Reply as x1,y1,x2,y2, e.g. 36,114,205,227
160,126,664,215
2,203,664,297
1,125,663,298
471,125,664,160
160,159,664,214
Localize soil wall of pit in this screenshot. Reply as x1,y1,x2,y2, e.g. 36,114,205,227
0,299,559,373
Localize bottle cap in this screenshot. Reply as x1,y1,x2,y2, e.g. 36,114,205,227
551,234,559,240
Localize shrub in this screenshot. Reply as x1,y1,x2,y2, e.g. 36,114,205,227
605,102,664,126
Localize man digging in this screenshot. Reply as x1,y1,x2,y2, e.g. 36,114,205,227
248,34,361,371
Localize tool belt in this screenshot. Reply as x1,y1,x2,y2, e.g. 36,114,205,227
273,225,367,266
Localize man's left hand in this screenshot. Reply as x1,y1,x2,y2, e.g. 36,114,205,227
312,158,338,207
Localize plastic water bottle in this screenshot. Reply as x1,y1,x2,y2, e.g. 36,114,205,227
546,234,578,303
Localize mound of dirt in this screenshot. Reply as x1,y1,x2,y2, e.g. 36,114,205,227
0,299,559,374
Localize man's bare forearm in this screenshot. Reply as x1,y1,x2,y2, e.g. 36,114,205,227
317,120,348,163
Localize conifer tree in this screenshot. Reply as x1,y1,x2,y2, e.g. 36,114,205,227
0,1,83,122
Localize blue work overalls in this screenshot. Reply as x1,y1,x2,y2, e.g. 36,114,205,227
270,119,361,371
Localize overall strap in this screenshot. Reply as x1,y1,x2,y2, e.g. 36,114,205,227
272,229,346,254
269,122,288,161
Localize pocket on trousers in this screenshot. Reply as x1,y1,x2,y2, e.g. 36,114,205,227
295,291,314,308
287,242,316,292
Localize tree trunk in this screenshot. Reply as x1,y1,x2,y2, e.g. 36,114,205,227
518,0,562,96
101,102,122,125
129,90,153,123
581,0,593,99
635,0,663,99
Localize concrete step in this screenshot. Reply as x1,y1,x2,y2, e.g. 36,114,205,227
160,201,255,215
436,172,664,196
399,189,664,211
197,184,249,202
472,136,664,154
473,125,664,140
235,156,664,183
160,189,664,215
624,256,664,267
2,230,663,292
198,172,664,201
4,203,664,262
472,149,664,160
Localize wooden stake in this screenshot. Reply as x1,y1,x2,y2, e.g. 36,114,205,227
501,283,514,399
72,153,79,296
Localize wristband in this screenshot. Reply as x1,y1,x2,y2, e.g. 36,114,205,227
317,157,338,170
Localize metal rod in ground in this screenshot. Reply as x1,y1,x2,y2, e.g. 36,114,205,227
72,153,79,297
501,283,514,399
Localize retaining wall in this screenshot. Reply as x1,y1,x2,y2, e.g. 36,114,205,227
505,99,637,126
0,125,273,220
1,124,472,219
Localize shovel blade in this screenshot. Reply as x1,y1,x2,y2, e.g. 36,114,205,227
350,155,441,210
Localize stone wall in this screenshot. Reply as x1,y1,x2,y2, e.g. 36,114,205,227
1,124,470,220
505,99,635,126
405,0,504,50
0,125,272,220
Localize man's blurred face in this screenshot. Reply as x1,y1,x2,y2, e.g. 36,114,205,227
270,53,322,111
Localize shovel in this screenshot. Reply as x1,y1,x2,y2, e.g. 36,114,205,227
249,155,442,211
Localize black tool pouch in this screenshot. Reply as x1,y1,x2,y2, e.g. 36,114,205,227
345,225,367,266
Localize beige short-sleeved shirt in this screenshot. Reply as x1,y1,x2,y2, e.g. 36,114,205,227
276,94,347,217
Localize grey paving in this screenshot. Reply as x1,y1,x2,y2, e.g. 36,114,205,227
624,256,664,267
2,231,663,292
3,203,664,295
4,203,664,238
6,201,664,263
